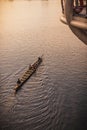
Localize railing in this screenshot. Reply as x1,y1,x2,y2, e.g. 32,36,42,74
60,0,87,45
61,0,87,18
73,0,87,18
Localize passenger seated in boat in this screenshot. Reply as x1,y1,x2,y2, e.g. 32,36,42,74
29,64,32,69
17,78,21,84
38,57,41,61
30,64,35,70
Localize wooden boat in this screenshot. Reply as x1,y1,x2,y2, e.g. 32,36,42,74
14,56,42,92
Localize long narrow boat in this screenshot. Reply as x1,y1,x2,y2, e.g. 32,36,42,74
14,56,42,92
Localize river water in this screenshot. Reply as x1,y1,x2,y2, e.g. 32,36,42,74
0,0,87,130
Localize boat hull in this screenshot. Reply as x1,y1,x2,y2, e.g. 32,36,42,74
15,57,42,92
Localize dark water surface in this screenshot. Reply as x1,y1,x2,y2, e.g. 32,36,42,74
0,0,87,130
